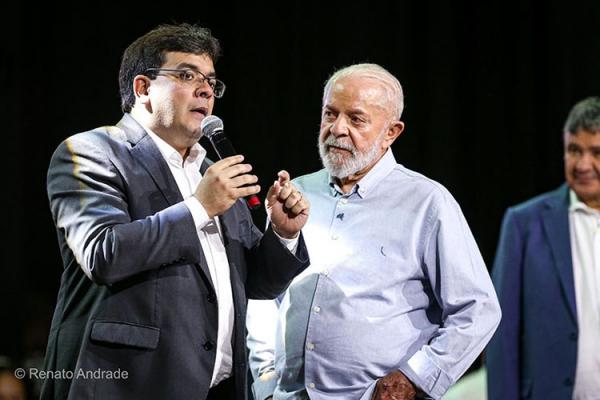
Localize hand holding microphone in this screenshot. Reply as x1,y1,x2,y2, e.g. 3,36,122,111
194,116,261,217
193,154,260,218
196,115,309,237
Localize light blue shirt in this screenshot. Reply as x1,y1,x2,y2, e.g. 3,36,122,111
247,149,501,400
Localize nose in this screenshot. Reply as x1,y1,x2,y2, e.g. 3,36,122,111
329,115,349,137
194,81,214,99
575,152,594,171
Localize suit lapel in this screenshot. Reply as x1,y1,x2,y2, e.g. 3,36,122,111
199,159,242,294
118,115,216,289
200,159,234,250
541,184,577,325
215,195,245,358
205,155,244,310
118,114,183,206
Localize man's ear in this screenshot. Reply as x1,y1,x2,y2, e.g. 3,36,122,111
383,121,405,149
133,75,152,105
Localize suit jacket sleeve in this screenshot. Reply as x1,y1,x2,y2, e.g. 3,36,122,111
233,192,309,299
486,208,523,400
48,134,204,285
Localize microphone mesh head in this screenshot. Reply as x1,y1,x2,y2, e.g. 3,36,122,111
200,115,224,138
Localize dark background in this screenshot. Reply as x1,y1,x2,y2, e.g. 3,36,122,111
2,0,599,386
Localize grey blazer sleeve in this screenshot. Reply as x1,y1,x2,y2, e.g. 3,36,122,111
48,133,204,285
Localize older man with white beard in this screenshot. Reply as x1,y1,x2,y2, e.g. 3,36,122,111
246,64,501,400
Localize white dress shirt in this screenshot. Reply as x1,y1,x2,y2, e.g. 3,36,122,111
142,124,234,387
569,190,600,400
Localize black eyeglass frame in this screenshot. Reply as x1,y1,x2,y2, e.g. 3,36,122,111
144,68,226,98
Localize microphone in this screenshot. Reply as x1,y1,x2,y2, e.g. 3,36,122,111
200,115,261,210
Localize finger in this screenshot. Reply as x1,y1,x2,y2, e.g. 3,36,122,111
372,383,382,400
277,182,294,200
265,180,280,206
296,197,310,214
234,185,261,198
277,170,291,186
230,174,259,188
221,163,253,178
284,191,303,209
289,200,309,216
212,155,245,170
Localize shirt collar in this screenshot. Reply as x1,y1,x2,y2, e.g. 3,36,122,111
569,189,600,216
328,148,397,198
131,115,206,169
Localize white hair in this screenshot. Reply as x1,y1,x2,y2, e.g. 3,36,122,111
322,63,404,120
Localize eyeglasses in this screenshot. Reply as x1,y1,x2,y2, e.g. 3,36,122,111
145,68,226,98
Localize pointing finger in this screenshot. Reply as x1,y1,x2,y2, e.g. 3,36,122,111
277,170,291,186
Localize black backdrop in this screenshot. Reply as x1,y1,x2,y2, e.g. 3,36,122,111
2,0,600,369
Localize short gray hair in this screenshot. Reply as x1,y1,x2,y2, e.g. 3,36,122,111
564,96,600,135
323,63,404,120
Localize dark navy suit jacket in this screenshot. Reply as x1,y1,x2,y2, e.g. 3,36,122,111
487,184,577,400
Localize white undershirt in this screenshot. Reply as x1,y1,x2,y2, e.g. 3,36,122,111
569,190,600,400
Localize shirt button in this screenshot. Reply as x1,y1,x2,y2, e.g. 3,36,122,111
331,235,339,240
306,342,315,350
322,269,329,276
308,383,316,389
340,198,348,205
313,306,321,313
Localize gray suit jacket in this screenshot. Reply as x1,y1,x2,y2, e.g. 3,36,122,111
42,114,308,400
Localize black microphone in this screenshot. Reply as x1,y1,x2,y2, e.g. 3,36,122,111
200,115,261,210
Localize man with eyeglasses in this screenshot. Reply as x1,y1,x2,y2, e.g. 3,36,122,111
41,23,310,400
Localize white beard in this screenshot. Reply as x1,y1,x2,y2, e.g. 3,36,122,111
318,132,385,179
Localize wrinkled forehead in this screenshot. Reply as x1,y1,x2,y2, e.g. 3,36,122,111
324,76,392,114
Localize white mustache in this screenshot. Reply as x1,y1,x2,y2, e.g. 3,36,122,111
323,136,356,154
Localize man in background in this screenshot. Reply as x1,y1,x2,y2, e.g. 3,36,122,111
487,97,600,400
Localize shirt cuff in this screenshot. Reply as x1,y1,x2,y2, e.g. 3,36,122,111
184,197,210,230
251,371,278,400
399,350,453,400
272,228,300,254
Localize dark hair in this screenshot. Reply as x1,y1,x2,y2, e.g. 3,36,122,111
564,96,600,135
118,23,221,113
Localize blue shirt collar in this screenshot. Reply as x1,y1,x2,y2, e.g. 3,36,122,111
328,148,397,198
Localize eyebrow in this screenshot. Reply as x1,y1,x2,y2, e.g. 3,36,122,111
324,105,368,116
176,62,217,78
567,143,600,152
348,108,368,116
